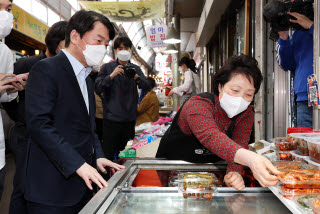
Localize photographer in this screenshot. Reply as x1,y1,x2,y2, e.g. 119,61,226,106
276,11,314,128
95,36,149,168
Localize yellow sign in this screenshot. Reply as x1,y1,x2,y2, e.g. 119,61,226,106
12,4,49,44
79,0,165,22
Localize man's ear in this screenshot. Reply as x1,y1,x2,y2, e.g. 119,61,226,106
70,30,80,46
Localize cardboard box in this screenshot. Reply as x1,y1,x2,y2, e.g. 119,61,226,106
136,139,161,158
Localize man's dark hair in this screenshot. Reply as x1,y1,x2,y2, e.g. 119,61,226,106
45,21,67,55
179,56,197,73
113,36,133,50
147,77,156,89
65,10,115,48
212,54,263,96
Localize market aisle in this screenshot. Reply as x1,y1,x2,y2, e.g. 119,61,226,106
0,153,15,214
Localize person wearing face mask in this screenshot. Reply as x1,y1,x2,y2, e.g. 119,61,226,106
168,57,201,104
0,0,29,201
137,77,160,126
95,36,150,173
156,54,281,191
1,20,67,214
24,10,125,214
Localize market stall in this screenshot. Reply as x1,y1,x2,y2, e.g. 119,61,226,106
79,159,291,214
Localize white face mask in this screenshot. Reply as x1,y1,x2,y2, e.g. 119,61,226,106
80,39,107,67
117,50,131,61
0,11,13,39
179,67,184,73
219,91,251,118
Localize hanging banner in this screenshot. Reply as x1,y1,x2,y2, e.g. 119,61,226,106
146,24,167,48
12,4,49,44
79,0,165,22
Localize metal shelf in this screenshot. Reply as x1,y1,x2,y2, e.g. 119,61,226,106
269,186,303,214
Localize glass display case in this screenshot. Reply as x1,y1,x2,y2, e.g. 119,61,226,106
79,159,291,214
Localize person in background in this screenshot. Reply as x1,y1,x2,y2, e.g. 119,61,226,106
157,55,280,191
168,57,201,104
137,77,160,125
95,36,150,168
2,20,68,214
24,10,125,214
0,0,29,201
90,65,104,143
276,12,314,128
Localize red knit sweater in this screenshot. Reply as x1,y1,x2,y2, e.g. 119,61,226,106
177,96,254,174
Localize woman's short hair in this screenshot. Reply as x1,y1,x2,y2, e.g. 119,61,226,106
212,54,263,95
179,57,197,73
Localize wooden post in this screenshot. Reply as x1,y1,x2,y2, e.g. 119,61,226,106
244,0,250,55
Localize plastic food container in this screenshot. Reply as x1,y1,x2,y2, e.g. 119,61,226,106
278,169,320,189
276,151,293,161
278,185,320,199
290,151,308,163
272,161,307,171
294,195,319,212
178,172,218,191
310,197,320,214
290,133,320,156
307,139,320,164
181,191,214,199
273,137,297,151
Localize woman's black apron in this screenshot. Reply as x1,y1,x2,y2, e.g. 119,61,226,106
156,93,238,163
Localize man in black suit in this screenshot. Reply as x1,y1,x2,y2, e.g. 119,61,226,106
25,10,125,214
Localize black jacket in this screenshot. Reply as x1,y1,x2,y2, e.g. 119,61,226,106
95,60,150,122
25,51,104,206
2,50,46,124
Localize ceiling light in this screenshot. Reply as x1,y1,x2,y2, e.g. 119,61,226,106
163,27,181,44
164,44,178,54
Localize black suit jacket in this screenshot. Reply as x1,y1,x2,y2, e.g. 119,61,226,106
25,51,105,206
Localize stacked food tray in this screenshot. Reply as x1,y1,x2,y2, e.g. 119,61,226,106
274,162,320,214
177,172,218,199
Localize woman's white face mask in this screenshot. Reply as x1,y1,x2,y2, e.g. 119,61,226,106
219,91,251,118
218,74,255,118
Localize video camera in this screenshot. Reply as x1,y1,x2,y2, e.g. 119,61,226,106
263,0,314,40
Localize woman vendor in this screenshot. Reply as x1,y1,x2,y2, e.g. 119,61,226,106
156,54,280,190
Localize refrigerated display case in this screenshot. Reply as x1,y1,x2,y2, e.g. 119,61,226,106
79,159,291,214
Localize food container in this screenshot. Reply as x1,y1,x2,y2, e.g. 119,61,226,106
276,151,293,161
294,195,319,212
290,133,320,156
273,137,297,151
178,172,218,191
278,169,320,189
307,139,320,164
272,161,307,171
291,151,308,163
310,197,320,214
181,191,214,199
278,185,320,199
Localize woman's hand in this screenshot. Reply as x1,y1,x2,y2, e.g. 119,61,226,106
168,90,174,97
234,149,281,187
224,172,245,191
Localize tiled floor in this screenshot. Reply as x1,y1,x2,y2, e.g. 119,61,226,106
0,153,15,214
